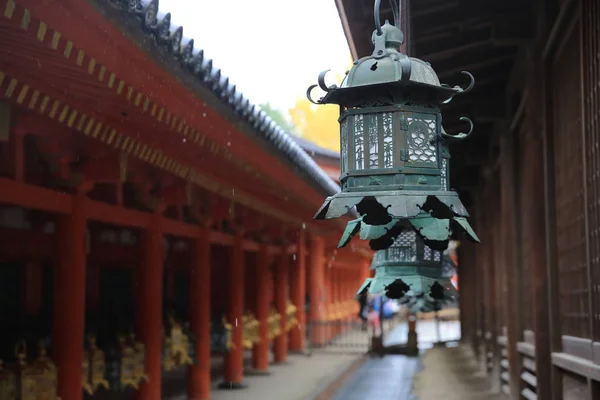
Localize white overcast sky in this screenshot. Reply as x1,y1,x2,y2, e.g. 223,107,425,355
161,0,352,112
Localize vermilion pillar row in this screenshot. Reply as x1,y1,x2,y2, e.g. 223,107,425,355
222,233,245,386
188,225,211,399
136,212,164,400
274,248,289,363
53,193,87,400
289,229,306,351
252,243,270,371
308,236,325,346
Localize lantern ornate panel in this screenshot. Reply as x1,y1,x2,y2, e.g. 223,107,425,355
339,106,449,194
358,229,457,303
309,0,477,252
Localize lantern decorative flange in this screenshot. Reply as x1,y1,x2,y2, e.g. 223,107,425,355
356,229,458,302
335,198,479,251
309,0,477,250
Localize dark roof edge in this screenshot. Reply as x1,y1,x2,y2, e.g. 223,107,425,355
104,0,340,197
291,135,341,160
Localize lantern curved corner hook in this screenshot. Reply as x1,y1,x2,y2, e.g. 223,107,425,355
440,71,475,105
318,69,338,92
441,117,474,141
306,84,322,105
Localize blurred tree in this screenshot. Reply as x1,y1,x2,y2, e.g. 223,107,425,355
288,98,340,152
288,69,350,153
259,102,296,134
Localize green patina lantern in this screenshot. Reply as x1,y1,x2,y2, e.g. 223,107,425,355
357,227,458,302
309,0,478,251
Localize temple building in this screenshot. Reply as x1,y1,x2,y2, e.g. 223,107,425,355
0,0,371,399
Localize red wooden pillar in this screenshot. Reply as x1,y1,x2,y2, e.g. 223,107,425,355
274,248,289,363
252,243,270,371
309,236,325,345
289,230,306,351
188,226,211,400
136,212,164,400
220,233,245,388
53,193,87,400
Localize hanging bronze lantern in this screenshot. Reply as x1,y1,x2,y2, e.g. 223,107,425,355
209,316,233,354
267,309,282,340
357,228,458,302
163,316,194,371
83,334,110,395
0,359,17,399
309,0,477,251
285,301,298,332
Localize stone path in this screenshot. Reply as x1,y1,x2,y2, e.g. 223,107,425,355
209,353,359,400
329,321,489,400
332,355,420,400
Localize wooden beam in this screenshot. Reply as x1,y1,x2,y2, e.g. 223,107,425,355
334,0,360,60
76,154,124,183
0,177,72,213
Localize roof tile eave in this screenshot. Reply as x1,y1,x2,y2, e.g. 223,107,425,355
103,0,341,198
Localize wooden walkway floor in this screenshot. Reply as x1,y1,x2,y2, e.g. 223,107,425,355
413,345,506,400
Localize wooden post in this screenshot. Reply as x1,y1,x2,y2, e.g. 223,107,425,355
252,243,270,371
289,230,306,351
274,248,289,363
500,132,522,397
527,41,553,400
188,225,211,400
309,236,325,346
220,233,245,388
53,193,87,400
136,212,164,400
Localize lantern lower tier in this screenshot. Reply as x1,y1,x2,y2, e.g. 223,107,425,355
402,295,453,314
314,190,468,225
337,208,479,251
357,274,457,301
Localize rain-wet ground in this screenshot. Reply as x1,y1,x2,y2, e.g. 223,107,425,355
330,320,458,400
331,321,504,400
163,351,360,400
384,319,461,348
331,355,420,400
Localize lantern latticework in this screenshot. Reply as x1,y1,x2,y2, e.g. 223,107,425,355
309,2,479,252
358,227,457,304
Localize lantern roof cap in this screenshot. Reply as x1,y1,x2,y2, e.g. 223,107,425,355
341,21,441,89
307,15,475,108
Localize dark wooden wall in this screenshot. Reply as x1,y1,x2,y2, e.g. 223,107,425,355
460,0,600,398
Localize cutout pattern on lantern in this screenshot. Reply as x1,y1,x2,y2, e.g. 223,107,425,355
368,115,379,169
388,231,416,261
354,114,364,169
341,118,348,173
407,117,437,164
382,113,394,168
441,159,448,191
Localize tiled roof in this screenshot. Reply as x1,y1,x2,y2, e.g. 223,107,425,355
104,0,340,196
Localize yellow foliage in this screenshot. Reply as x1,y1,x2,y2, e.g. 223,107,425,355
288,69,351,153
289,99,340,152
